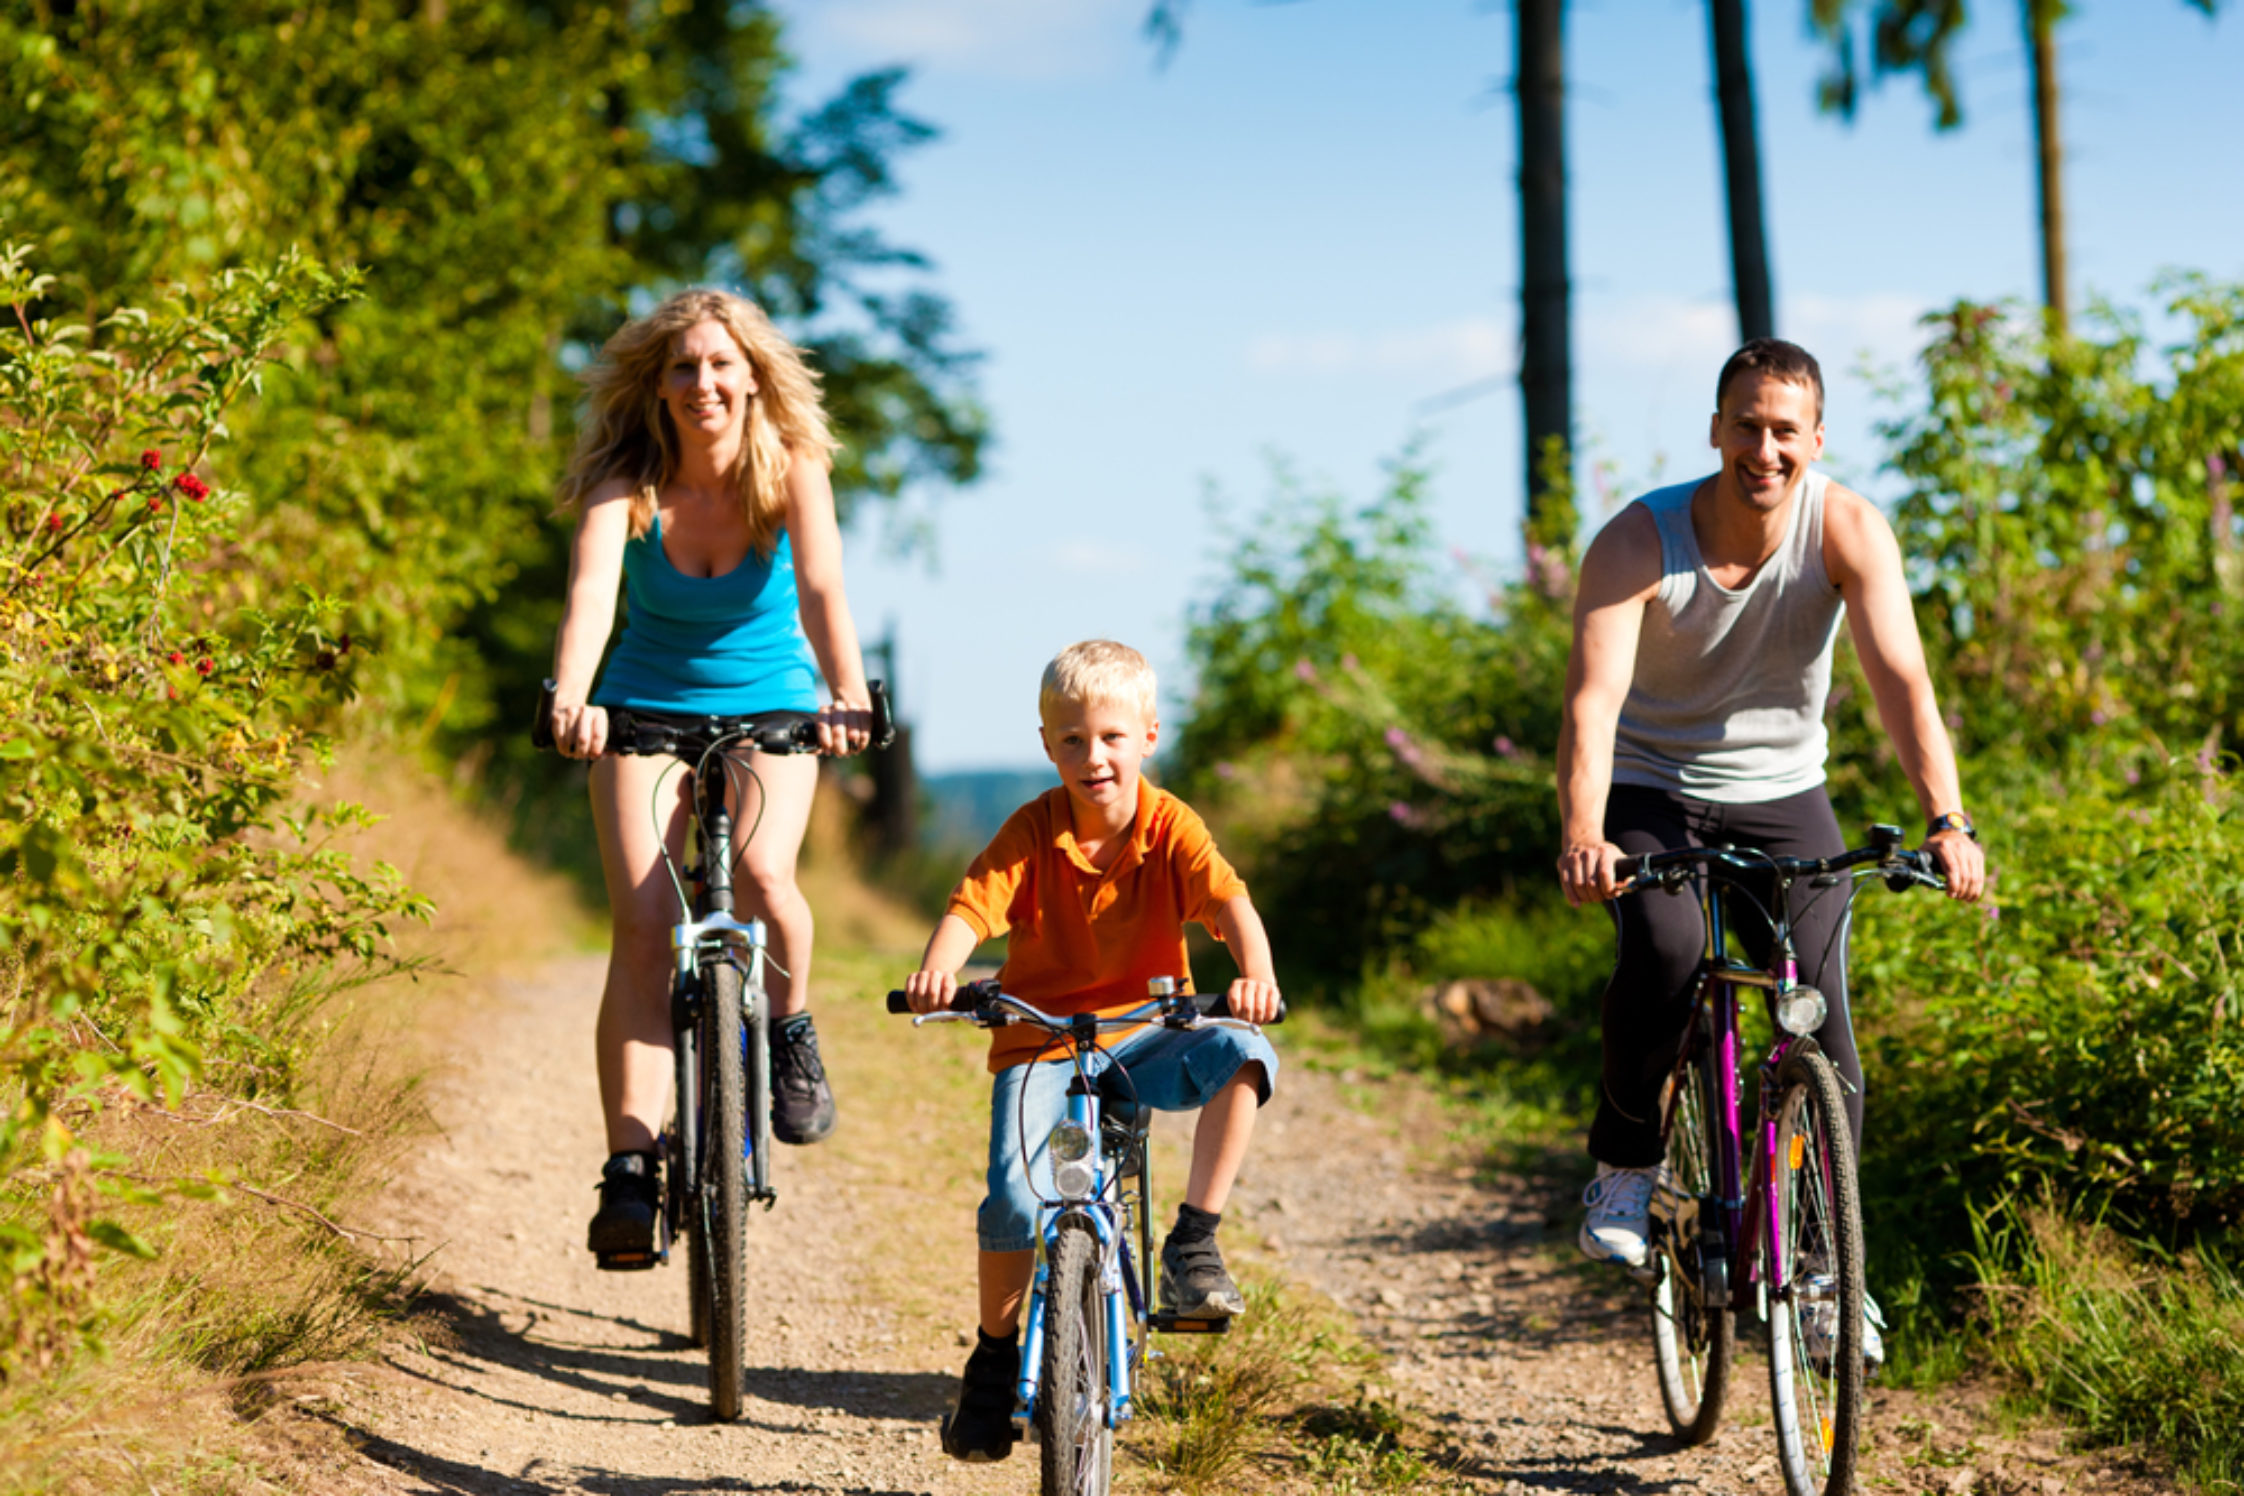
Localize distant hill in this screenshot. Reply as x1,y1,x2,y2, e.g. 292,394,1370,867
920,768,1057,849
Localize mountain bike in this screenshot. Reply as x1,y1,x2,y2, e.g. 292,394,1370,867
534,680,893,1421
885,978,1281,1496
1614,823,1943,1496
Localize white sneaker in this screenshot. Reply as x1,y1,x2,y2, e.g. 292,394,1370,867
1801,1287,1887,1375
1576,1162,1662,1268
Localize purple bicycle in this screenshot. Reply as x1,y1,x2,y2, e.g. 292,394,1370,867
1613,823,1943,1496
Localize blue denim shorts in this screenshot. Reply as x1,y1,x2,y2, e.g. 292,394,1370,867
977,1022,1280,1253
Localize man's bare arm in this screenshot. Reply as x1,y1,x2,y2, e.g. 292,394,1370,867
1556,505,1661,906
1824,486,1986,901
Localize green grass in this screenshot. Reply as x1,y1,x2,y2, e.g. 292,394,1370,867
1970,1199,2244,1492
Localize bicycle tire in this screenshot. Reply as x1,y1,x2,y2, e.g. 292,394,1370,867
1036,1221,1113,1496
1765,1045,1866,1496
1650,1047,1734,1445
701,958,750,1422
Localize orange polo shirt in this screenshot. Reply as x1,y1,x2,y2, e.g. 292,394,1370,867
945,779,1249,1072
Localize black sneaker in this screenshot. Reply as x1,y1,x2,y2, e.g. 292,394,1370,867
939,1332,1019,1463
586,1152,660,1269
770,1013,837,1145
1159,1229,1247,1319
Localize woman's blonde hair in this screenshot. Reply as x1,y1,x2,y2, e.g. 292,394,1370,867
558,288,841,552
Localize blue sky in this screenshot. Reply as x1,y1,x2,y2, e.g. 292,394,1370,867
768,0,2242,773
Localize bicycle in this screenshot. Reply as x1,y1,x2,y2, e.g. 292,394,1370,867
885,977,1282,1496
533,679,894,1421
1611,822,1944,1496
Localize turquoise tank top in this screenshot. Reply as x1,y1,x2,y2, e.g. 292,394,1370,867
592,513,821,715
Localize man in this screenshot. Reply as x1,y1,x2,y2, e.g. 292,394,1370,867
1555,339,1986,1365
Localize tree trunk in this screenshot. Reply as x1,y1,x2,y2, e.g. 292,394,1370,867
2025,0,2068,339
1517,0,1570,527
1708,0,1774,343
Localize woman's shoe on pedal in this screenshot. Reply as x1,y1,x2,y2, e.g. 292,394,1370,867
939,1329,1019,1463
586,1151,661,1270
771,1013,838,1144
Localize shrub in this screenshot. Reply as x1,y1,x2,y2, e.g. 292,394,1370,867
0,240,428,1374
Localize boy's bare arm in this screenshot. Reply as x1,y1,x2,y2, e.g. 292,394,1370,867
1211,895,1282,1024
903,914,982,1013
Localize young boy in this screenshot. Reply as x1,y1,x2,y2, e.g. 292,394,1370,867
901,639,1283,1464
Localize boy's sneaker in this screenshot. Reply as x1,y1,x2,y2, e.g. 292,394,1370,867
939,1332,1019,1463
1800,1287,1888,1376
1159,1230,1247,1319
1576,1161,1663,1269
586,1152,660,1269
771,1013,837,1144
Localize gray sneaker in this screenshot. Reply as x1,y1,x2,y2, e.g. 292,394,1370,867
1159,1231,1246,1319
770,1013,837,1145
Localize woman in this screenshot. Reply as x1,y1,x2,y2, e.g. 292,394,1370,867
547,287,874,1266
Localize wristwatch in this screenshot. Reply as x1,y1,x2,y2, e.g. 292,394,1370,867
1926,810,1978,842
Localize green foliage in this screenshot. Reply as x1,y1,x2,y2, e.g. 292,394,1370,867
0,0,986,836
1857,766,2244,1237
1876,290,2244,766
0,241,431,1374
1170,452,1571,984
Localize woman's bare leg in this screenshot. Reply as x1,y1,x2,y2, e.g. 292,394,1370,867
729,752,820,1018
589,752,693,1155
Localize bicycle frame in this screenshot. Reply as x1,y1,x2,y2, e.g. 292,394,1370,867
1669,871,1812,1316
1016,1075,1141,1432
661,750,778,1265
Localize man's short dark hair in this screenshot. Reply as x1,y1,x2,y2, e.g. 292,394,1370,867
1715,339,1824,419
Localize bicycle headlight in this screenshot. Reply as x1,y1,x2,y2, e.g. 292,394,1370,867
1048,1121,1097,1200
1775,985,1828,1037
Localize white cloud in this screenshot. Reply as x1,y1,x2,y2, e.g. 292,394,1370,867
792,0,1141,82
1580,290,1933,379
1244,316,1511,382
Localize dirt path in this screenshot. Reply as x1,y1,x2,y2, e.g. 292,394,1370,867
318,952,2167,1496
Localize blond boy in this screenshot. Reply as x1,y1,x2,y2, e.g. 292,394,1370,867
902,640,1282,1464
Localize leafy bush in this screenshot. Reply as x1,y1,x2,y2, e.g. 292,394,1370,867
0,241,427,1374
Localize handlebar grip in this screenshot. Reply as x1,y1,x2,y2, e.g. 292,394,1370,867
887,982,990,1015
531,678,558,752
1614,854,1645,881
869,680,896,750
1193,991,1287,1024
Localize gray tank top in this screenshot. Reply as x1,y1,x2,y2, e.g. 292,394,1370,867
1612,470,1844,804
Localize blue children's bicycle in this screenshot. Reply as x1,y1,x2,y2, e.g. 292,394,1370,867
886,977,1280,1496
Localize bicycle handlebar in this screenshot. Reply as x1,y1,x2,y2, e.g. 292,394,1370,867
531,678,896,757
1612,824,1947,897
883,979,1285,1027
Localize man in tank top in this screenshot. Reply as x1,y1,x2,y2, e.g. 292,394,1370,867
1554,340,1986,1367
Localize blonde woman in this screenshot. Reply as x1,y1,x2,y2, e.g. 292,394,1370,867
548,288,874,1266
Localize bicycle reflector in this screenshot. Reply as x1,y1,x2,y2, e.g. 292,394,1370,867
1775,985,1828,1037
1049,1121,1097,1199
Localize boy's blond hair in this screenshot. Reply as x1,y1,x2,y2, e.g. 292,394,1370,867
1040,640,1157,724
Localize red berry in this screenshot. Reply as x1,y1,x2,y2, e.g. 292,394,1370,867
44,514,62,533
140,449,162,471
195,658,213,676
167,652,184,665
173,473,210,502
148,495,163,512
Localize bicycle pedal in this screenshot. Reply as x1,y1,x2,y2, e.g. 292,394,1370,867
1150,1312,1231,1335
593,1250,661,1272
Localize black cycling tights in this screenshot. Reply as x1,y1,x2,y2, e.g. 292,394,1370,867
1588,783,1863,1170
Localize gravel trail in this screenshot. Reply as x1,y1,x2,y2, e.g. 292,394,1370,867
321,953,2168,1495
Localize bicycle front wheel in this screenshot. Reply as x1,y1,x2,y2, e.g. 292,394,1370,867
1650,1048,1733,1445
1765,1045,1866,1496
700,958,750,1422
1036,1221,1113,1496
